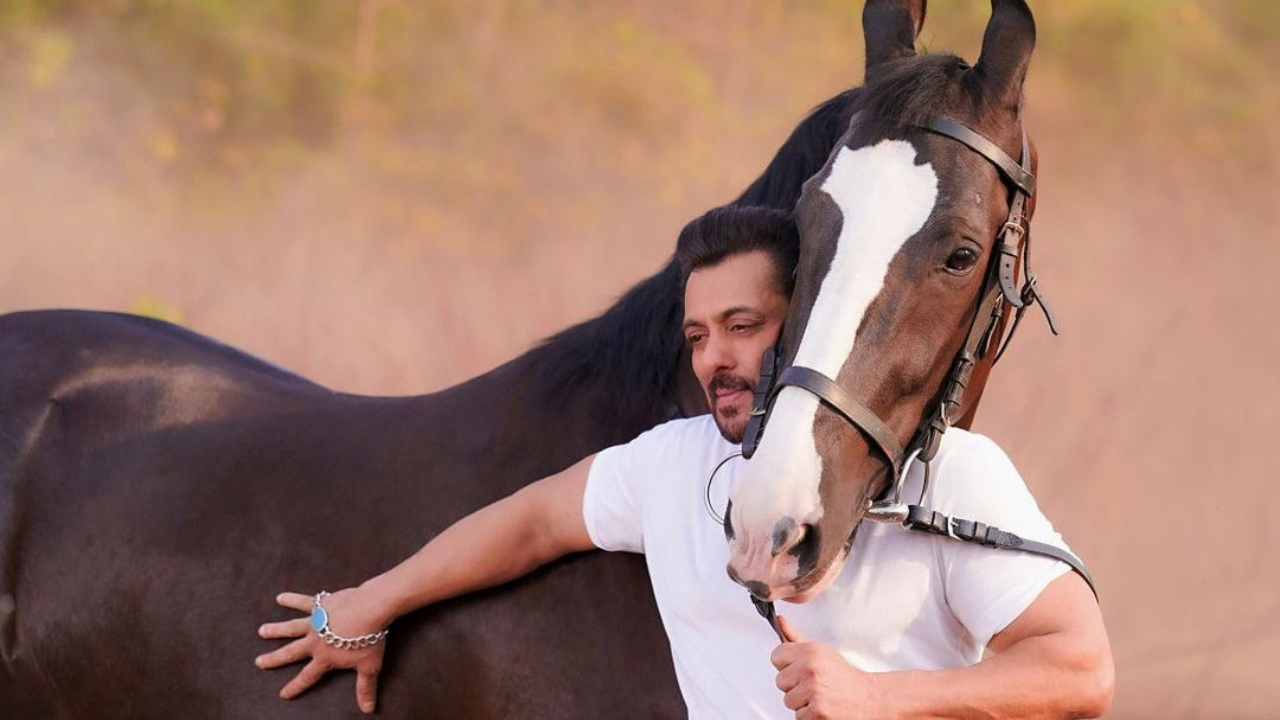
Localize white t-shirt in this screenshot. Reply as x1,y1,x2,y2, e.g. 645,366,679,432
582,415,1072,720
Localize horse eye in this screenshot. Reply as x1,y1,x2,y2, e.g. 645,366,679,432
945,248,979,273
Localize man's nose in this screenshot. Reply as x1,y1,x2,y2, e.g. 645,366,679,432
704,334,735,371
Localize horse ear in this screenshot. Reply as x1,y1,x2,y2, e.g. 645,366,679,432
974,0,1037,109
863,0,927,76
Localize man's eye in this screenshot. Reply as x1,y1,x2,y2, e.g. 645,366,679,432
686,334,707,346
729,323,757,333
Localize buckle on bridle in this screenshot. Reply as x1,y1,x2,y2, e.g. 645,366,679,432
1019,274,1042,306
945,516,961,541
999,219,1026,241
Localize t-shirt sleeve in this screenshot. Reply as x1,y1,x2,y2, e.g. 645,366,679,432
581,423,676,554
932,434,1074,648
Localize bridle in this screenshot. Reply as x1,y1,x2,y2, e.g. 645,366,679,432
741,117,1054,475
735,117,1094,641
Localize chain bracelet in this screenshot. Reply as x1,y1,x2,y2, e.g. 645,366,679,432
311,591,389,651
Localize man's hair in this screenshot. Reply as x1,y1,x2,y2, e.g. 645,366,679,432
675,205,799,297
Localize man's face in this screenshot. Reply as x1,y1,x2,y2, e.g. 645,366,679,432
682,250,789,443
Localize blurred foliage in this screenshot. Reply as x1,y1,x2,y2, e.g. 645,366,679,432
0,0,1273,214
130,293,185,324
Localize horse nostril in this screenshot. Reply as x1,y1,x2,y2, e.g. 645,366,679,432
771,517,806,557
791,524,819,567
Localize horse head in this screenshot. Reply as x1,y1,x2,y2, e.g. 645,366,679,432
725,0,1042,602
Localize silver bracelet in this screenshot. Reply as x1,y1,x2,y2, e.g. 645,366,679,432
310,591,389,651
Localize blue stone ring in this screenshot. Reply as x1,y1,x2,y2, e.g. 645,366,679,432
310,603,329,633
310,591,389,651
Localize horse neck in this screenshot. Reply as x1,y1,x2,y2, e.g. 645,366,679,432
733,89,857,208
405,259,687,482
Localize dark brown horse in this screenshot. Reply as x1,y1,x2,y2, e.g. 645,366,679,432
0,2,1011,717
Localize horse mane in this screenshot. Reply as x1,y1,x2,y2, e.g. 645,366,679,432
522,89,861,428
850,53,971,143
733,89,859,209
521,260,686,431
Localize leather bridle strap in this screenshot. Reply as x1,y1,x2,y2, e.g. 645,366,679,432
773,366,905,481
922,118,1032,306
903,505,1098,599
915,280,1004,462
923,118,1035,195
743,118,1094,644
752,596,786,643
911,119,1036,463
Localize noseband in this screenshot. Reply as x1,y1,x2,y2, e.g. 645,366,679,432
739,118,1093,640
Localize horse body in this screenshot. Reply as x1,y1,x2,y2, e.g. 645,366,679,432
0,309,683,719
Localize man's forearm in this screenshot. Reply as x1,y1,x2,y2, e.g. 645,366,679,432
357,489,554,623
355,457,595,627
877,630,1113,720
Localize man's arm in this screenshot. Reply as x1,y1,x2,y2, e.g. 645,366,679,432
361,454,598,620
255,455,598,713
771,571,1114,720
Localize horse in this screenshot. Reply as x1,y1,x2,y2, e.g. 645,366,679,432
0,2,1013,717
725,0,1051,604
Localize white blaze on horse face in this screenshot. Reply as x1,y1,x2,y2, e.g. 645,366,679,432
732,140,938,559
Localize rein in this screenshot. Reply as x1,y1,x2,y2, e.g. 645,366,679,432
735,117,1092,642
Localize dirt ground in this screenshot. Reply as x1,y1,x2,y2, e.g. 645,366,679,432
3,10,1278,717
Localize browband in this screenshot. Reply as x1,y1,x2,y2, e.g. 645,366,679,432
922,118,1035,195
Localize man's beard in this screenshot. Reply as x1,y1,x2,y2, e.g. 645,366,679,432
708,372,754,444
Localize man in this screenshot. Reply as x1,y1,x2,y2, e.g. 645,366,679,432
256,205,1114,719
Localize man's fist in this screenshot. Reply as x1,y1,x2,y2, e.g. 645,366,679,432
770,615,888,720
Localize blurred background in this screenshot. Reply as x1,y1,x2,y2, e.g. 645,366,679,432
1,0,1276,716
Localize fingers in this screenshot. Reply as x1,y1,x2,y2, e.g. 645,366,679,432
355,663,380,714
771,642,797,670
277,592,314,613
783,682,812,712
280,659,330,700
256,638,312,670
775,662,804,692
777,615,808,643
259,617,311,640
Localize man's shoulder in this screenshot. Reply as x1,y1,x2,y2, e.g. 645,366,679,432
925,429,1038,517
931,428,1012,473
585,415,735,534
626,414,735,456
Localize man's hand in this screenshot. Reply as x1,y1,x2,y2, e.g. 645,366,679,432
771,616,889,720
255,588,389,714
